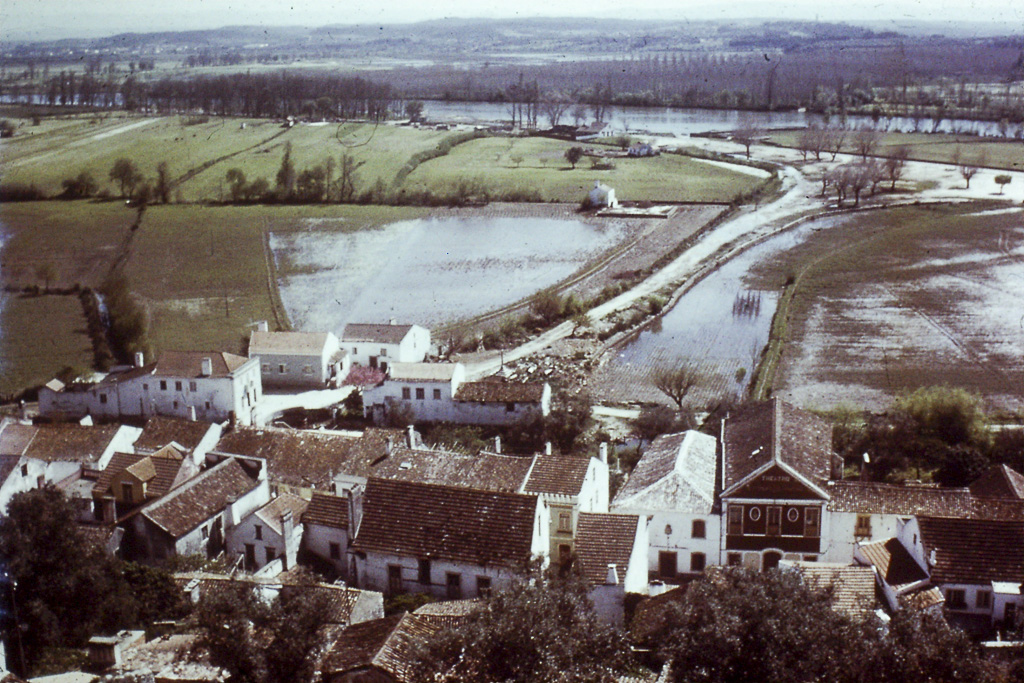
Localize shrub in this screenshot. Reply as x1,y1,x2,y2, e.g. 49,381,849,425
0,183,45,201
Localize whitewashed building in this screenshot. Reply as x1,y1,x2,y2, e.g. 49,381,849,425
350,478,549,600
302,491,353,580
574,512,649,626
589,181,618,208
39,351,262,426
249,330,349,388
341,323,431,370
227,492,309,573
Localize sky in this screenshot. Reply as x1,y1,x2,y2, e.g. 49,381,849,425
1,0,1021,42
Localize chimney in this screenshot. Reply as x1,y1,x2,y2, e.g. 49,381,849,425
406,425,416,448
256,320,269,332
493,436,501,454
545,442,553,455
606,564,619,585
599,442,608,465
385,437,394,456
929,549,937,567
134,351,145,368
188,405,197,422
347,486,364,538
860,452,870,481
282,508,297,570
200,357,213,377
389,318,397,326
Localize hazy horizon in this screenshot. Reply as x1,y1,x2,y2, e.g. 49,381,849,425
2,0,1022,43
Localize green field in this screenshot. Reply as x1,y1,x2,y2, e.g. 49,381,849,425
766,129,1024,171
0,293,94,396
0,202,428,391
403,136,764,203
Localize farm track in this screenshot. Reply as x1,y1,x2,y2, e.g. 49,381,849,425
171,126,292,189
0,117,151,166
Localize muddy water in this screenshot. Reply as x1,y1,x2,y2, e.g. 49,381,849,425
601,214,849,401
272,216,631,333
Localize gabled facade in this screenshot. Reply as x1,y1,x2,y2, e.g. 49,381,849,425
249,329,349,388
574,512,649,625
227,492,309,573
91,444,198,522
302,491,353,580
341,323,431,370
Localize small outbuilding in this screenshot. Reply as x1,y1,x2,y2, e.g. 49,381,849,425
589,181,619,209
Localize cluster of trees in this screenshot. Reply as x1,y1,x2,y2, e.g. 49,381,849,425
223,144,365,204
61,157,172,204
0,487,186,676
833,386,1024,486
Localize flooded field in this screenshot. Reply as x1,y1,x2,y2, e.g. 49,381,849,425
272,208,634,332
591,215,851,406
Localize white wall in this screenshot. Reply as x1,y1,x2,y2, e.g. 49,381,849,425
304,523,350,578
346,325,430,367
0,457,46,513
356,551,519,599
823,511,905,563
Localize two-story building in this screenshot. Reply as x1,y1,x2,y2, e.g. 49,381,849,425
227,492,310,573
248,329,349,389
341,323,431,371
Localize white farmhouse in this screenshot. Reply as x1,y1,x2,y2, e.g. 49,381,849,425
227,492,309,573
611,430,721,584
341,322,431,370
248,330,349,389
39,351,262,426
589,181,618,208
350,478,549,600
362,363,464,423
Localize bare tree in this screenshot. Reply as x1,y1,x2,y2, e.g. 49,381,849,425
570,104,589,127
651,365,704,410
733,119,764,159
884,145,910,190
854,129,881,160
338,153,364,203
541,93,571,128
959,151,986,189
823,127,847,161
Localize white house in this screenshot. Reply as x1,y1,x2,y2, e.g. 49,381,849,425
39,351,263,426
341,323,431,370
227,492,309,573
249,329,349,389
350,478,549,600
611,430,721,583
302,491,353,580
589,181,618,208
574,512,649,626
127,457,269,565
451,378,551,425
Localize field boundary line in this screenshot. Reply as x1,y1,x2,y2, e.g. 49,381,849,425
261,224,291,332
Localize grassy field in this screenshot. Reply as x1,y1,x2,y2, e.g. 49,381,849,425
745,203,1024,412
403,136,763,203
766,129,1024,171
0,294,93,396
0,202,429,391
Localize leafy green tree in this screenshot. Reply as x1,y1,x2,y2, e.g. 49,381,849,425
154,161,172,204
296,165,327,202
413,567,630,683
226,168,248,202
405,100,425,121
564,146,583,169
275,142,296,199
995,174,1012,194
61,171,98,199
109,158,141,198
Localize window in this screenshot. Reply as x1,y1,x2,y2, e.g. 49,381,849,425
415,387,425,400
433,388,441,399
205,401,211,410
977,590,992,609
506,402,516,412
659,551,678,579
804,508,821,538
262,364,270,373
175,381,183,391
692,520,706,539
803,555,818,562
254,525,263,541
690,552,706,572
353,347,358,355
160,380,167,391
767,506,782,536
201,525,209,539
477,576,492,597
189,381,197,391
380,347,387,356
558,511,573,533
388,565,403,594
946,589,967,609
727,506,743,535
558,544,572,566
266,547,276,563
121,482,133,501
303,365,313,374
99,393,108,404
748,506,762,522
173,401,179,409
20,464,27,477
143,383,148,391
855,514,872,537
418,558,431,585
278,364,286,374
245,544,256,569
329,542,341,560
402,387,411,400
727,553,742,567
446,573,462,599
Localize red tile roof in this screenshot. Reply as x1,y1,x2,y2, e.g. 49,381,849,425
828,480,1024,520
789,562,878,617
303,491,349,529
135,417,216,452
454,378,546,403
524,455,592,496
143,458,261,539
254,493,310,536
351,478,539,568
857,538,928,590
249,331,334,357
20,423,121,463
153,351,249,378
342,323,415,345
970,465,1024,500
371,447,533,493
323,614,404,673
917,516,1024,585
93,445,188,500
575,513,640,586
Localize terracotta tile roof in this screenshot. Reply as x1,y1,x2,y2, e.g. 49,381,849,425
351,478,539,568
575,513,639,586
454,378,545,403
135,417,216,452
215,426,364,489
342,323,415,345
900,585,945,611
143,458,260,539
828,481,1024,520
612,430,717,514
276,582,364,625
375,611,471,682
323,614,405,674
917,516,1024,585
388,363,457,382
858,538,928,590
18,423,121,463
970,465,1024,500
789,561,878,617
722,399,832,491
153,351,249,378
629,586,690,645
93,445,187,500
524,454,592,496
254,493,310,536
0,423,36,457
303,491,349,529
249,330,333,356
372,447,532,493
412,599,481,619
